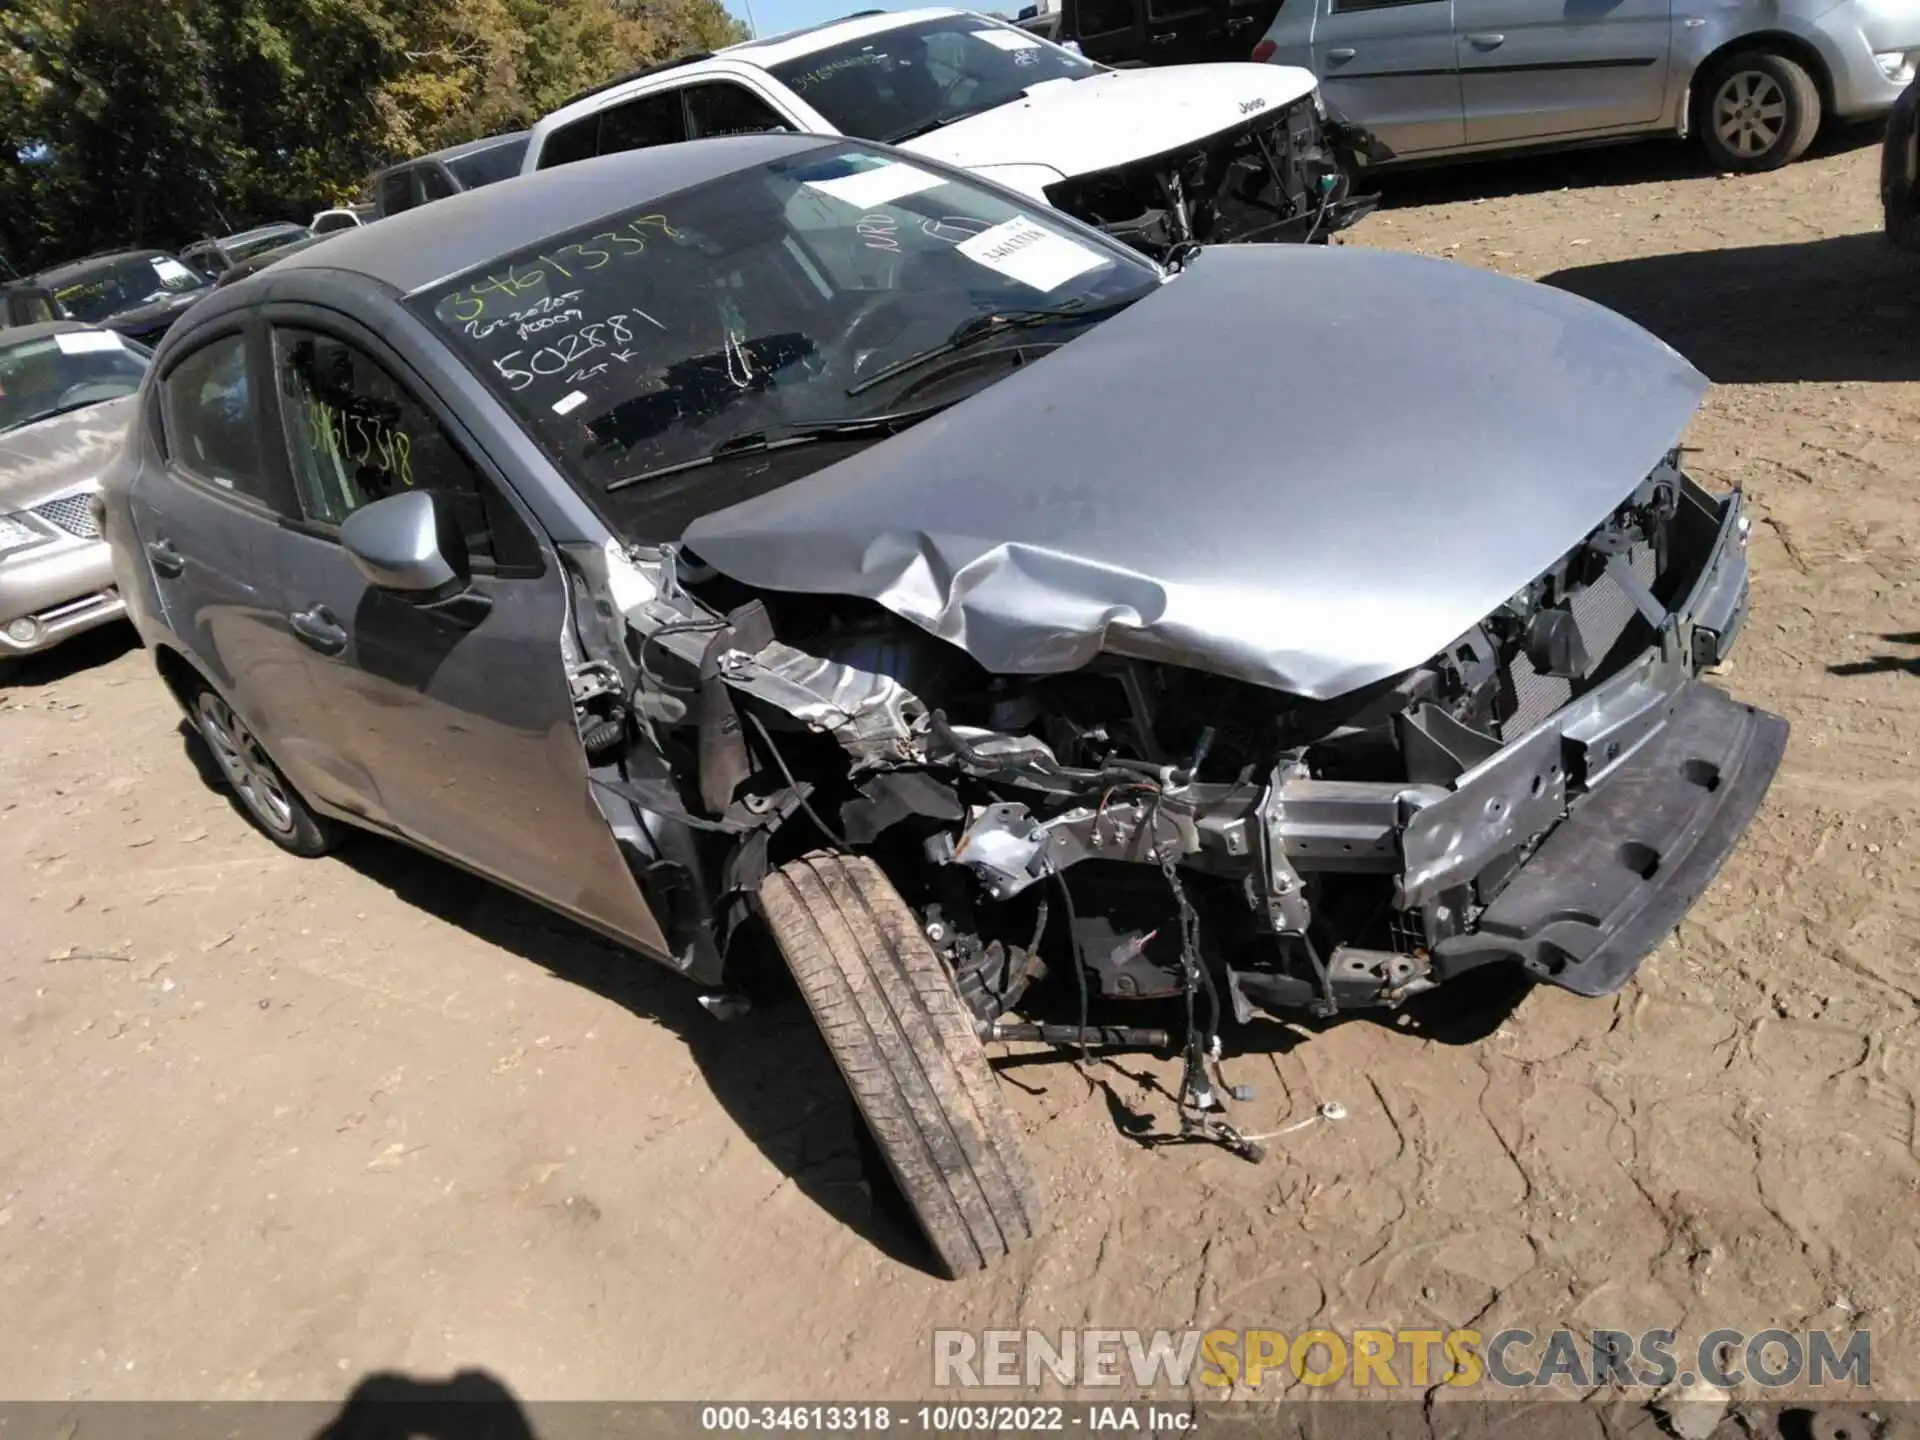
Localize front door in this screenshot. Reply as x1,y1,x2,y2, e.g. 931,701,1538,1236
1311,0,1465,157
1453,0,1671,146
260,311,667,953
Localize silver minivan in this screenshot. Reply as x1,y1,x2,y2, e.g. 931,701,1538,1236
1255,0,1920,171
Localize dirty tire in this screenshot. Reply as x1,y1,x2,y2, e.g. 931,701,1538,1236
1885,99,1920,251
1694,50,1821,172
758,852,1041,1277
189,681,341,858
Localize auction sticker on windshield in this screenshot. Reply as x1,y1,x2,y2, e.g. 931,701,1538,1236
806,161,947,210
958,215,1107,291
53,331,123,355
973,29,1044,49
151,257,195,284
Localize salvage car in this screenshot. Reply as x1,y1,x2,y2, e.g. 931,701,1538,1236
373,131,531,220
181,223,314,281
1255,0,1920,173
36,249,211,347
1,322,149,658
521,8,1376,258
104,135,1786,1276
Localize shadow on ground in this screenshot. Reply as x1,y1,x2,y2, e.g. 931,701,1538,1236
1830,630,1920,677
313,1368,538,1440
169,725,939,1277
1369,120,1882,210
1543,229,1920,383
0,620,137,689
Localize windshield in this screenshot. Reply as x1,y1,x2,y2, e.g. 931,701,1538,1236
448,135,531,190
0,330,149,433
767,16,1099,142
413,142,1158,509
49,253,206,323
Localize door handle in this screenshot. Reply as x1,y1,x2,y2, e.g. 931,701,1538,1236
1466,31,1505,47
289,604,348,657
146,537,185,579
1327,45,1356,60
1150,31,1175,44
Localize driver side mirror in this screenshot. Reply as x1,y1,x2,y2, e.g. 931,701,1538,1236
339,489,469,601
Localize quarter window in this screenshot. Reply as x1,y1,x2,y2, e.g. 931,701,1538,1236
683,82,788,138
379,168,417,215
272,328,511,566
162,335,265,498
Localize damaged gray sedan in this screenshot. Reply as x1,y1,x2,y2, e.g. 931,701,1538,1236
104,134,1786,1278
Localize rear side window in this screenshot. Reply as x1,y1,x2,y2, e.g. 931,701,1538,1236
683,82,788,137
162,335,266,498
597,92,689,155
379,168,416,215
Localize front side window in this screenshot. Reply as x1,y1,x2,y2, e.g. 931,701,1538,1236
272,328,497,563
768,16,1099,143
50,253,207,323
684,82,789,137
412,142,1159,523
0,329,149,433
419,166,458,203
161,335,262,496
597,92,690,156
8,291,57,325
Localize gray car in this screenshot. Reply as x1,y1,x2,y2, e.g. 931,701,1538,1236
0,322,149,658
1255,0,1920,172
104,134,1784,1276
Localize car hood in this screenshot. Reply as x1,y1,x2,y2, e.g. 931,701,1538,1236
898,63,1319,181
0,395,138,512
683,245,1708,701
101,289,204,336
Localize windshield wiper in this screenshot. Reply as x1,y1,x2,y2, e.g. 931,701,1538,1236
845,296,1140,398
885,97,1023,143
605,402,955,492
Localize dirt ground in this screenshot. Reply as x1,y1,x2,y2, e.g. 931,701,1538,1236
5,129,1920,1413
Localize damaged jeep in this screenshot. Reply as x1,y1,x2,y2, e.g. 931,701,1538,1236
106,134,1787,1279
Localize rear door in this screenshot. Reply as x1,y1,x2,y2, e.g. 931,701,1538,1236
1453,0,1671,145
126,323,342,807
1063,0,1149,66
1311,0,1465,156
259,309,666,950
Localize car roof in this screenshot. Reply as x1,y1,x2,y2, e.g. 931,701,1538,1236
214,222,307,247
534,7,967,134
724,7,967,67
271,132,837,296
34,250,169,285
0,320,98,345
382,130,532,175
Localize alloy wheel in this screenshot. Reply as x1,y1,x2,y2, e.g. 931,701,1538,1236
1713,70,1789,159
195,690,295,836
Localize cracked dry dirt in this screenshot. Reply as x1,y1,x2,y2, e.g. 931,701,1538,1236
3,133,1920,1418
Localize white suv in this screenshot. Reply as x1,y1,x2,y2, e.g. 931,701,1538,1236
522,7,1376,256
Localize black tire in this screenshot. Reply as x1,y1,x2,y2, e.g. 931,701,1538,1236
1884,91,1920,250
758,852,1041,1277
189,682,341,857
1694,50,1822,172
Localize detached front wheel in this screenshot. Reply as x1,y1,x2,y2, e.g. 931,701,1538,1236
759,852,1041,1277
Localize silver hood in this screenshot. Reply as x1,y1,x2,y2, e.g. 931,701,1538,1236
0,394,137,512
682,246,1708,700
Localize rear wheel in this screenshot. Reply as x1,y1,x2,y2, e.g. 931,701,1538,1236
758,852,1041,1277
1695,51,1821,172
191,685,339,857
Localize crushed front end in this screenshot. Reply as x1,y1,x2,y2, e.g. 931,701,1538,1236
1043,92,1380,258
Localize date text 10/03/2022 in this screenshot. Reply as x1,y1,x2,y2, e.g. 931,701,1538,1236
700,1407,1192,1432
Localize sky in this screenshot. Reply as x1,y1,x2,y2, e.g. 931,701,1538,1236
725,0,906,44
